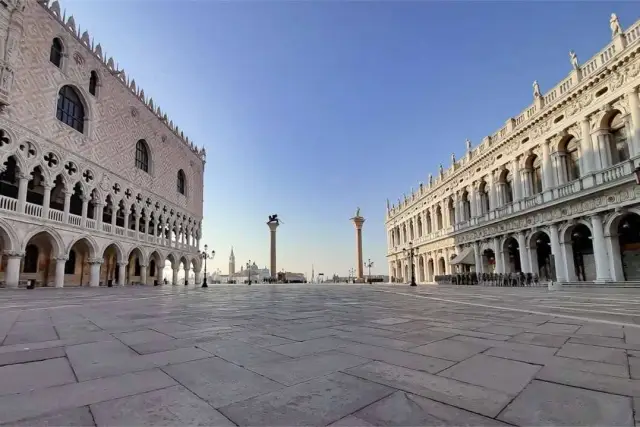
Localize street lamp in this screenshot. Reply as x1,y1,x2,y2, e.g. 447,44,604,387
200,245,215,288
403,242,417,286
365,259,374,283
246,260,252,285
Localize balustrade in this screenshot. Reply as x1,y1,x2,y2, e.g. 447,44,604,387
85,218,96,229
48,209,63,222
102,223,112,233
68,213,81,226
25,202,41,217
0,195,16,212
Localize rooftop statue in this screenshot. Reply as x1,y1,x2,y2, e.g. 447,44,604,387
533,80,541,98
611,13,622,38
355,207,361,217
268,214,279,224
569,50,579,70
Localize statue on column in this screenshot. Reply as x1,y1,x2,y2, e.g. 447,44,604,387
428,173,433,186
533,80,541,98
451,153,456,165
465,139,472,153
355,207,361,217
610,13,622,38
439,164,444,177
569,50,579,70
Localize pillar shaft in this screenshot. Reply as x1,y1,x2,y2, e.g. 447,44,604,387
5,253,22,288
55,257,66,288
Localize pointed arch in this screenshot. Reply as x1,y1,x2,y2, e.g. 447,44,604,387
21,228,64,258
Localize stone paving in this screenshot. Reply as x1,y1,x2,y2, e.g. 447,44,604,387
1,284,640,426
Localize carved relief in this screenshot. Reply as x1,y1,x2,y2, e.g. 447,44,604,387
73,51,85,65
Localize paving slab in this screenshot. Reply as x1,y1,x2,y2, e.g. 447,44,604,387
246,350,370,385
395,330,455,345
91,385,234,426
438,353,540,395
499,380,633,426
556,342,628,365
355,390,509,426
0,368,177,424
508,332,569,348
219,372,393,426
197,339,291,367
162,356,284,408
328,415,376,427
114,329,173,346
8,406,95,427
0,346,66,367
269,336,352,357
336,341,455,373
536,365,640,396
345,360,511,417
0,357,76,396
410,338,490,362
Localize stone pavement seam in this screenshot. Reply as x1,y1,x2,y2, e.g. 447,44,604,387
375,289,640,328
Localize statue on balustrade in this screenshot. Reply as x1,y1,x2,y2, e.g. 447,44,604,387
610,13,622,38
569,50,579,70
532,80,541,98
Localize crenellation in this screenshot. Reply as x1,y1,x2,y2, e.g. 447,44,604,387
36,0,204,159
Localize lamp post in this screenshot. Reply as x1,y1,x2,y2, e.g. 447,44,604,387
364,259,374,283
403,242,417,286
247,260,252,285
200,245,215,288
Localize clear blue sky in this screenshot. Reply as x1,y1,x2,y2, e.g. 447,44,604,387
64,0,638,278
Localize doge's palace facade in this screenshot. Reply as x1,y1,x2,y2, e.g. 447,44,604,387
387,13,640,285
0,0,205,288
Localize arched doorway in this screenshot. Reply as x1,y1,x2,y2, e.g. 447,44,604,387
618,213,640,281
482,249,495,273
102,243,122,286
148,251,162,285
438,257,446,275
20,230,61,287
128,247,145,285
66,237,97,286
570,224,595,282
427,258,434,282
503,237,521,273
530,231,552,281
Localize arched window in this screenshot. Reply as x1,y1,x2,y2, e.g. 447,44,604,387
89,71,98,96
503,171,513,204
177,170,186,195
479,181,490,214
56,86,85,133
135,140,149,172
149,259,156,277
64,250,76,274
532,157,543,195
50,38,63,67
610,113,630,164
565,138,581,181
23,244,39,273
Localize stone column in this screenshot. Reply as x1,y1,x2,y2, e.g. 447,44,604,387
605,233,625,282
552,152,568,186
123,208,129,231
549,223,566,282
469,186,477,219
351,215,365,281
172,268,179,285
42,183,52,220
195,271,202,286
139,264,148,285
88,259,102,287
118,261,127,286
54,256,67,288
488,172,497,211
593,130,612,170
4,251,23,288
628,89,640,158
516,232,531,273
528,245,538,276
559,240,577,282
95,202,104,230
268,220,280,279
580,117,594,175
512,159,522,202
590,214,611,283
80,196,89,227
134,214,140,237
493,238,503,273
495,183,504,208
541,140,554,190
111,208,117,232
521,170,532,198
16,172,28,213
473,241,483,274
62,191,71,224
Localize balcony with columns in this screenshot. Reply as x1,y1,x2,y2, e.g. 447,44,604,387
0,155,200,253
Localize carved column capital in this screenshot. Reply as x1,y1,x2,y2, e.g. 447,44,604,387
54,256,68,262
87,258,103,265
3,250,24,258
117,261,128,267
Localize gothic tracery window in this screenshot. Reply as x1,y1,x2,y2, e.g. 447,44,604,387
56,86,85,133
135,140,149,173
50,38,63,67
177,169,186,195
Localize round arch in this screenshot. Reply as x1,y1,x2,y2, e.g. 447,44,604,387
0,218,18,252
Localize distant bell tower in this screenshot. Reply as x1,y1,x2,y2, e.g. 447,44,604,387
229,247,235,276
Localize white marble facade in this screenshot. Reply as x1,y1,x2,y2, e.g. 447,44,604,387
386,13,640,284
0,0,204,287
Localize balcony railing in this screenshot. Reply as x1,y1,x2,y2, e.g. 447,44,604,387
0,197,197,252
